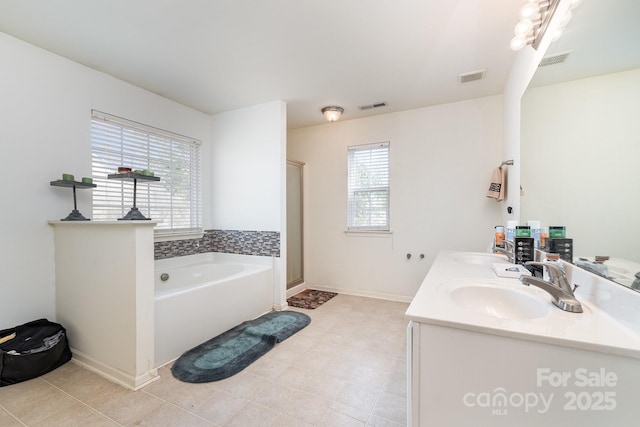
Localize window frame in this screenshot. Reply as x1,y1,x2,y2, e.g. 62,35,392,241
347,141,391,232
90,110,202,238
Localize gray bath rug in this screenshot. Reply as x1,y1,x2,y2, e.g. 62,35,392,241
171,310,310,383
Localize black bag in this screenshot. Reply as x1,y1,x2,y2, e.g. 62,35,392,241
0,318,72,386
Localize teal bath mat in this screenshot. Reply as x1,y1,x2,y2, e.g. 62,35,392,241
171,311,310,383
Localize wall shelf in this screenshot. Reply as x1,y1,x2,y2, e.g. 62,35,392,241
107,173,160,221
50,179,97,221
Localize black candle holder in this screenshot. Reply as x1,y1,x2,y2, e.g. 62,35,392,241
108,173,160,220
50,179,97,221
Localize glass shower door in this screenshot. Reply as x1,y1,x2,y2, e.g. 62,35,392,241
286,160,304,288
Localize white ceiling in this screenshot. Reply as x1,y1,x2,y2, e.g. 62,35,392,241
1,0,638,129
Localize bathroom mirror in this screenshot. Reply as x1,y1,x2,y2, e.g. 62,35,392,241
520,0,640,290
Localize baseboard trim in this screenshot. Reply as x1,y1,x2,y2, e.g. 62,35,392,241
71,348,159,390
304,285,413,303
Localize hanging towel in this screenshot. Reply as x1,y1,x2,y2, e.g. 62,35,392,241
486,167,505,201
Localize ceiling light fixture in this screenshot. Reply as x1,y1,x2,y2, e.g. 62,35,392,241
321,106,344,122
510,0,580,51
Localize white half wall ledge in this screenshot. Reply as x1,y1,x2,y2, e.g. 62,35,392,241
49,220,158,391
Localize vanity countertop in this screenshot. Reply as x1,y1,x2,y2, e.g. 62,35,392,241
406,250,640,359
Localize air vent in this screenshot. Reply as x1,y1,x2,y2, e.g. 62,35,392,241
458,69,486,84
539,50,573,67
358,102,387,111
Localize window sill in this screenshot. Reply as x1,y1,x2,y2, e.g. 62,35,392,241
154,231,204,242
344,230,393,238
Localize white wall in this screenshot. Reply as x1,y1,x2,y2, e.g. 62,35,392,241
0,33,211,328
209,101,286,232
209,101,287,307
521,69,640,260
288,97,504,301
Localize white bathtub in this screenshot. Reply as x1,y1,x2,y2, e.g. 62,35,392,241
154,252,274,367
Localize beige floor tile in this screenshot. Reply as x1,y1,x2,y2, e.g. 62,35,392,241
193,388,247,425
349,365,389,390
272,414,316,427
318,408,367,427
40,359,79,381
371,391,407,425
303,371,347,401
366,414,405,427
275,365,314,390
245,354,292,381
0,378,46,410
223,401,279,427
1,380,80,425
143,366,219,410
335,381,380,413
281,390,332,425
123,400,198,427
281,333,318,351
31,402,120,427
214,371,272,400
251,380,297,412
329,400,371,423
100,389,166,426
42,361,131,407
291,349,333,372
0,407,23,427
382,372,406,398
169,412,219,427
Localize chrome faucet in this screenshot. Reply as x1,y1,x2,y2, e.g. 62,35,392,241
632,272,640,291
519,261,583,313
493,240,514,263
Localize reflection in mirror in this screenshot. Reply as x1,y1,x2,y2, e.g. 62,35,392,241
520,0,640,290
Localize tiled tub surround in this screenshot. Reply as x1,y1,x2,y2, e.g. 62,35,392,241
155,229,280,259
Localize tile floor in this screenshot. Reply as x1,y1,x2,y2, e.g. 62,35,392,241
0,294,409,426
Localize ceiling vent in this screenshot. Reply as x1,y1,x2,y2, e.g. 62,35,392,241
358,102,387,111
458,69,486,84
539,50,574,67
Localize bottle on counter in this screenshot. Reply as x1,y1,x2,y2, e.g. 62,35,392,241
549,226,566,238
516,225,531,238
494,226,505,249
506,220,518,242
527,220,541,248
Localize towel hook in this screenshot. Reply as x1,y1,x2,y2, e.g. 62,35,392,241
501,160,514,166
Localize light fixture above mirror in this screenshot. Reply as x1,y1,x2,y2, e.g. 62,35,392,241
510,0,581,51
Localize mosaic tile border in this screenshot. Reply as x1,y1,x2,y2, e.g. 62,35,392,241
154,229,280,260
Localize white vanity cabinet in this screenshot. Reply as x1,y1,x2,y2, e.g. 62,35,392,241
406,251,640,426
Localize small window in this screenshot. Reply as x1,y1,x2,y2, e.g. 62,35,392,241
347,142,390,231
90,111,202,236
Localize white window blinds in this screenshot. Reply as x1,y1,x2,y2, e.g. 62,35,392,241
347,142,390,231
91,111,202,236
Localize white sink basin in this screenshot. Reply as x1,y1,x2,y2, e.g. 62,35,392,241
450,252,509,265
438,280,552,320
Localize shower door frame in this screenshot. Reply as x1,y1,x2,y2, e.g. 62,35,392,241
286,159,305,289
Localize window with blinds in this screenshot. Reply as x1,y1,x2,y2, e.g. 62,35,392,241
347,142,390,231
91,111,202,236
